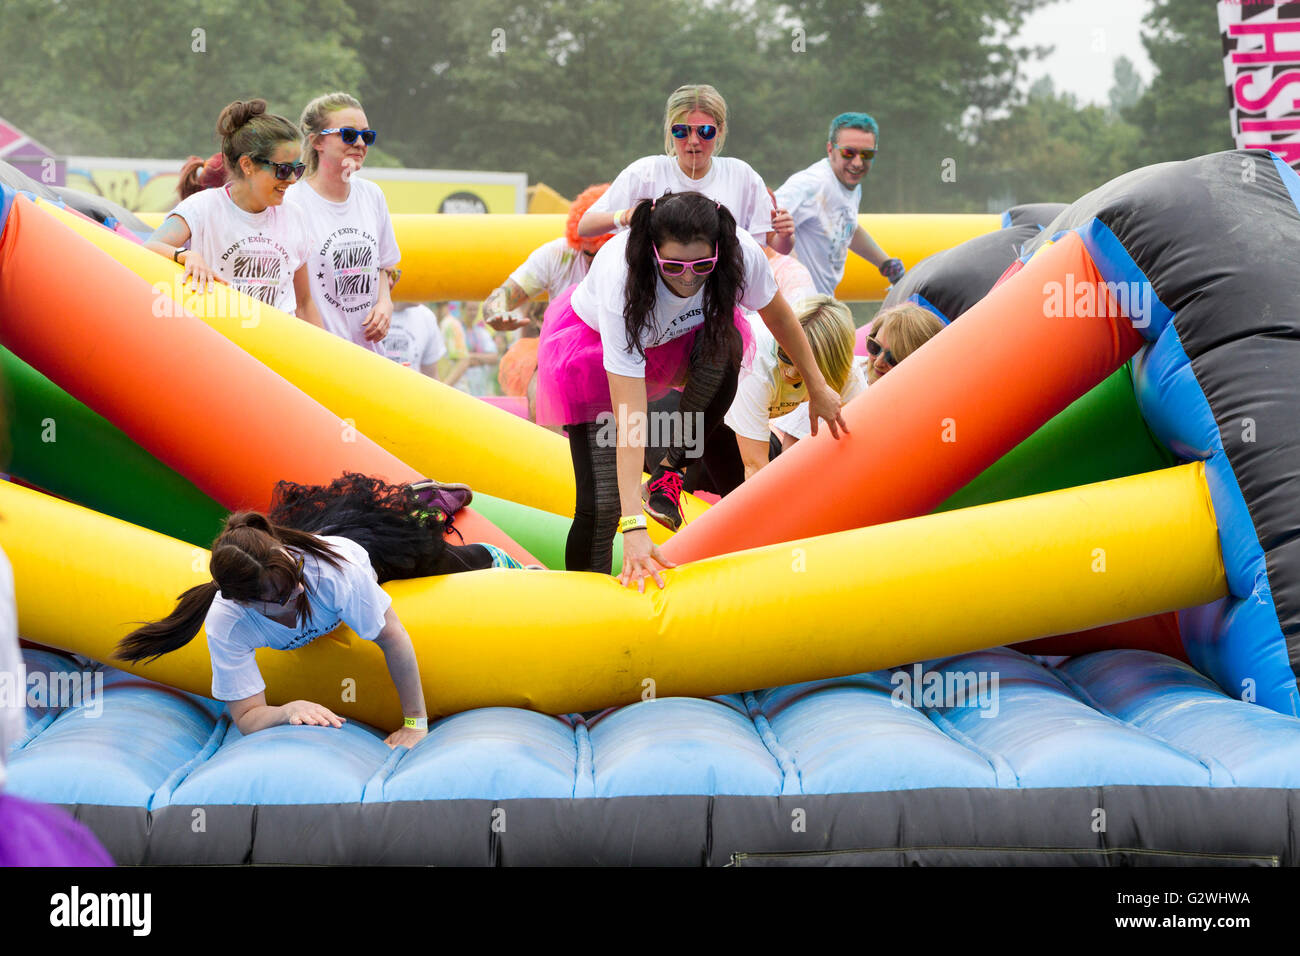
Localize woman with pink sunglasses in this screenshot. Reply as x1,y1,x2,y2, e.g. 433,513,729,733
576,85,794,248
537,191,845,591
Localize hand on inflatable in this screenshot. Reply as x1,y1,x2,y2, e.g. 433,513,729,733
879,257,906,284
771,207,795,240
619,529,676,593
384,725,427,749
362,298,394,342
182,251,222,294
283,700,345,729
807,383,848,439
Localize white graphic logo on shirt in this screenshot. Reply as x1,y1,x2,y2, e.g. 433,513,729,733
817,196,857,273
317,227,378,315
220,234,291,306
282,618,343,650
649,306,703,346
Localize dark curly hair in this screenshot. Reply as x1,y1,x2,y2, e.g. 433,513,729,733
622,191,745,367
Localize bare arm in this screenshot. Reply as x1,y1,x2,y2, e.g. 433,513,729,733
227,691,344,735
849,223,889,268
767,207,795,255
292,266,326,328
374,606,428,748
144,214,192,261
578,208,621,238
737,434,772,480
608,371,676,591
484,279,534,331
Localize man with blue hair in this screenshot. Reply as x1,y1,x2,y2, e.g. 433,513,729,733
772,112,904,296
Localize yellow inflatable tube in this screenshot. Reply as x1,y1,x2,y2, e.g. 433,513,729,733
139,212,1001,302
1,464,1225,726
44,200,704,535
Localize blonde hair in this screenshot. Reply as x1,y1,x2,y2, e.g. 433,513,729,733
876,303,944,363
663,84,728,156
299,92,364,176
795,294,856,393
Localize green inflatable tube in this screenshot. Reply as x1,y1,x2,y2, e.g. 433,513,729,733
0,347,228,545
936,363,1176,513
1,348,605,570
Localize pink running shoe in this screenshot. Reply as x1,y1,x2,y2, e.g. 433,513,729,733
641,465,686,531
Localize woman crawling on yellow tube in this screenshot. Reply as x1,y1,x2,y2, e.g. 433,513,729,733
114,474,517,747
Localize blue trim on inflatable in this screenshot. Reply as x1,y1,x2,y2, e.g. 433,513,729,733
1271,153,1300,217
1000,210,1012,229
907,293,950,326
0,183,15,230
1068,215,1298,716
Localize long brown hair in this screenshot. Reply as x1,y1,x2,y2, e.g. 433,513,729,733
115,512,345,664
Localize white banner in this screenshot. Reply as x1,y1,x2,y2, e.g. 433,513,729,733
1219,1,1300,168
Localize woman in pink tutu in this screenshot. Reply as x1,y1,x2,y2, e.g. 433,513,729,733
536,191,846,589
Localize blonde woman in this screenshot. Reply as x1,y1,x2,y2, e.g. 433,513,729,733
577,84,792,247
705,295,862,489
867,303,944,379
286,92,400,352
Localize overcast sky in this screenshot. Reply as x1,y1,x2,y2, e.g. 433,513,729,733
1016,0,1156,105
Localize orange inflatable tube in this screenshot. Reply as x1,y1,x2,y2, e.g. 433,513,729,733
0,194,533,564
663,233,1148,563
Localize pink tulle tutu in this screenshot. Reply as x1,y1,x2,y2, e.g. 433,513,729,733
536,286,752,427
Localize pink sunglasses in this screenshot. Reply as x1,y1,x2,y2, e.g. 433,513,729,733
653,243,718,278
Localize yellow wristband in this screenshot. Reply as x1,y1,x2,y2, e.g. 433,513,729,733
618,515,648,534
404,716,428,730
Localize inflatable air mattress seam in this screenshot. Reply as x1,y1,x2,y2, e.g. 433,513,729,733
149,713,231,811
361,743,408,804
742,692,803,796
572,721,595,799
1049,667,1235,787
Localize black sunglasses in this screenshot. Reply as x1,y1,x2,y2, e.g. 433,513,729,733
254,157,307,181
866,335,897,367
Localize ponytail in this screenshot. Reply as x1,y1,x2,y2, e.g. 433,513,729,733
115,582,218,664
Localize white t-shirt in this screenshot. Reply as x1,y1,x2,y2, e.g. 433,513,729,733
381,303,447,370
285,177,401,353
203,536,391,701
170,185,311,312
769,357,868,441
570,229,778,378
509,237,591,299
0,547,21,785
591,155,774,243
775,158,862,296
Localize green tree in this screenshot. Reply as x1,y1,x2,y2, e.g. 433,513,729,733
0,0,364,158
970,82,1141,206
1124,0,1233,165
1108,55,1145,117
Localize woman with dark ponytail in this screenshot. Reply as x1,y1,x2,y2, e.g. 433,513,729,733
145,99,324,327
536,192,846,590
115,474,519,747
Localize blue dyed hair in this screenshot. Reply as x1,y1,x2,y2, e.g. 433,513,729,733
828,112,879,145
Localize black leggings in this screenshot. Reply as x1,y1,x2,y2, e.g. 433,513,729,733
564,334,740,573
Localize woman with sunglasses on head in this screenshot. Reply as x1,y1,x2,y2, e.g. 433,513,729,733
577,85,792,248
146,99,322,326
537,191,846,591
114,474,521,748
286,93,400,352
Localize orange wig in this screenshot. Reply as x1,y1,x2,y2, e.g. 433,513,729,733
565,183,614,254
